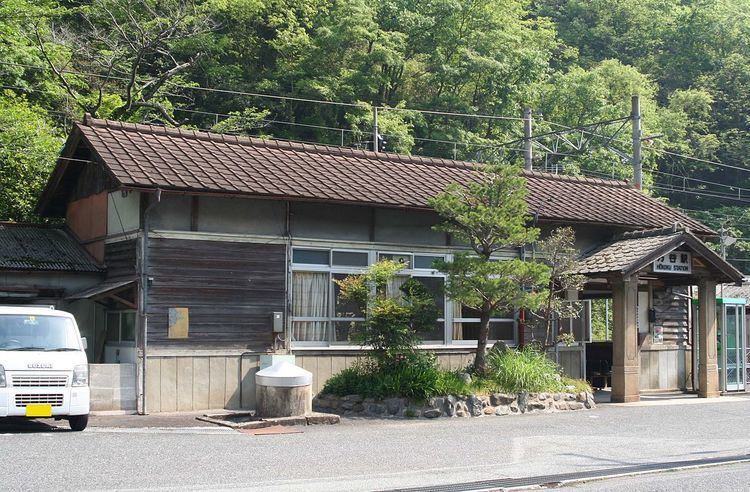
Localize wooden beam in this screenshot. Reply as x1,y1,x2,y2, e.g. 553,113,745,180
108,293,137,310
190,195,200,232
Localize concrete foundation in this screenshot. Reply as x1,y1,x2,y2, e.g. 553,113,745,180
256,385,312,418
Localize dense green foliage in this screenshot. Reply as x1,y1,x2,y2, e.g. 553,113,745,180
335,260,440,368
322,345,591,399
488,346,581,393
2,0,749,269
322,354,451,400
0,94,63,221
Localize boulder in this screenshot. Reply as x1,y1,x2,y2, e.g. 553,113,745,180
385,398,404,415
365,403,387,415
468,396,484,416
495,405,510,416
517,392,529,413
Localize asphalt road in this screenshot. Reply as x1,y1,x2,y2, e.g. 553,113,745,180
1,397,749,491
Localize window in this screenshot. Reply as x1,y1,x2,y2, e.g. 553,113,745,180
106,311,136,343
292,249,329,265
291,272,329,342
451,304,516,343
290,248,518,347
379,252,412,268
332,273,365,343
332,251,368,267
411,276,446,341
414,255,443,270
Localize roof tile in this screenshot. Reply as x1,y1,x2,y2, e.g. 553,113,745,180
73,118,714,234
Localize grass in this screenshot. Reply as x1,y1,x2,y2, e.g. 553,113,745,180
322,346,592,400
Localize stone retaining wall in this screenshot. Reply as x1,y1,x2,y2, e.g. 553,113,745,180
313,391,595,419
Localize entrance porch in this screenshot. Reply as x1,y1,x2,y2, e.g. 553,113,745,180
572,226,744,403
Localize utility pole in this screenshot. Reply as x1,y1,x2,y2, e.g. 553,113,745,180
631,95,642,190
372,106,379,153
523,107,533,171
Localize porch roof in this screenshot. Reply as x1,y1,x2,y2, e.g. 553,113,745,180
38,116,715,235
0,223,103,273
67,279,135,300
570,225,743,284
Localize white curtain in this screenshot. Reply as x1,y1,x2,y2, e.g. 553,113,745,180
292,272,329,342
452,300,464,340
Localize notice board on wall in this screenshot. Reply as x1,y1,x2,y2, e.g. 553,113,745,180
168,307,189,338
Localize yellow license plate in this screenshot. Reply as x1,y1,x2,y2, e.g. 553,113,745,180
26,404,53,417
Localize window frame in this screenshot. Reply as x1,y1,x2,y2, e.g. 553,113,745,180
289,247,519,348
105,310,137,344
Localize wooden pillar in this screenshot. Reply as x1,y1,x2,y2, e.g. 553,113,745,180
611,276,640,402
698,279,720,398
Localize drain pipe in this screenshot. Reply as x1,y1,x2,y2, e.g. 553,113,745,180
284,201,293,354
138,189,161,415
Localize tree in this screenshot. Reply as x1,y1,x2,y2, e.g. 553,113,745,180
34,0,215,123
335,260,439,370
0,94,63,222
430,163,550,374
530,227,586,347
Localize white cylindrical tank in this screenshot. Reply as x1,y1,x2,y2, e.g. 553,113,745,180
255,361,313,417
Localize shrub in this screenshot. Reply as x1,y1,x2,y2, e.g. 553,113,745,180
322,353,446,400
487,346,564,393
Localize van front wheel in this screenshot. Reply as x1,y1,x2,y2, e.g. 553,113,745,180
68,415,88,432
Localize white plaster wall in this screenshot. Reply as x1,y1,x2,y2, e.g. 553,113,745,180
290,202,370,241
150,195,192,230
374,209,446,246
198,197,285,236
107,190,140,235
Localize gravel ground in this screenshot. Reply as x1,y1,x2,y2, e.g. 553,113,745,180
0,396,749,491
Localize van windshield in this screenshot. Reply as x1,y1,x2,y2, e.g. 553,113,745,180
0,315,80,351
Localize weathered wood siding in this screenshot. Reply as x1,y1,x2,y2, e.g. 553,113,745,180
146,238,285,349
653,287,689,344
105,239,138,281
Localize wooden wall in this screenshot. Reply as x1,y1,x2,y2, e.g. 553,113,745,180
146,238,286,350
653,287,690,344
67,191,107,261
105,239,138,281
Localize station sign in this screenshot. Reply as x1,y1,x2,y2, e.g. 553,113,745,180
653,251,692,274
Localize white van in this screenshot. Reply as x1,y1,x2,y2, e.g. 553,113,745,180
0,306,90,431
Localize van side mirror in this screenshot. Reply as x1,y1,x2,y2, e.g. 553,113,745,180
81,337,88,350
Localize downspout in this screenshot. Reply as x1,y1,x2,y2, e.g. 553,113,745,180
139,188,161,415
284,201,293,354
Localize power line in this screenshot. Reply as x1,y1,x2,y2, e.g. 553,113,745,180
652,183,750,205
7,60,750,176
0,61,524,121
653,170,750,195
0,83,531,155
542,115,750,175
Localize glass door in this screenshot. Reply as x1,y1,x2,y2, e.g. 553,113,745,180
723,305,745,392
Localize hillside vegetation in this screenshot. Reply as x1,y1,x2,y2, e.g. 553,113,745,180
1,0,749,268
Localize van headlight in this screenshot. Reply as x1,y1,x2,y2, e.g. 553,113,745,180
0,365,5,388
72,365,88,387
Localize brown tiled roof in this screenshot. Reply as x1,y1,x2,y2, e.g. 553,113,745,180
572,230,681,276
571,227,743,283
0,223,103,273
45,117,714,234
